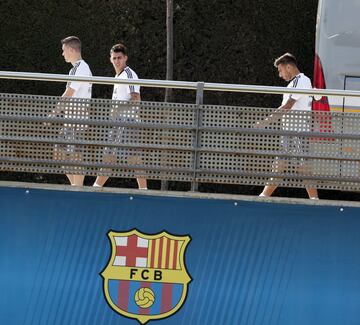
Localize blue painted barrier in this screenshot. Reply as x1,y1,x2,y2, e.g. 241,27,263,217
0,185,359,324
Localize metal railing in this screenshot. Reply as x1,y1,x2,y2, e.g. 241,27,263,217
3,70,360,97
1,71,360,191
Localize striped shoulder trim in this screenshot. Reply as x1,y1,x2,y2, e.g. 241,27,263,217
292,75,301,88
124,67,136,93
124,67,134,79
69,61,81,76
289,75,301,100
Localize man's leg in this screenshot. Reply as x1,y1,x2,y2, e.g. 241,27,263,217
259,158,286,197
58,149,75,185
297,144,319,200
93,175,109,187
300,163,319,200
306,187,319,200
259,185,278,197
67,145,84,186
66,174,75,185
53,145,77,185
128,155,147,189
61,126,85,186
93,153,116,187
69,175,84,186
137,177,147,190
53,143,68,183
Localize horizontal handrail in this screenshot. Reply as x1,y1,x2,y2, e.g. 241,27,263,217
1,70,360,98
0,71,198,89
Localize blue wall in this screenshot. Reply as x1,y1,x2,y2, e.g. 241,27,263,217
0,186,359,325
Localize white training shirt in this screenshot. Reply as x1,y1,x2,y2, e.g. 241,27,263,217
67,59,92,99
281,73,312,131
65,60,92,124
112,66,140,101
282,73,312,111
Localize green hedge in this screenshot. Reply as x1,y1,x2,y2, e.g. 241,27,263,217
0,0,329,197
0,0,318,106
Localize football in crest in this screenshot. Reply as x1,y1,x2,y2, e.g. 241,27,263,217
134,288,155,308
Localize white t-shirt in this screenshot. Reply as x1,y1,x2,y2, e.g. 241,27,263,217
67,60,92,99
112,66,140,101
282,73,312,111
65,60,92,124
282,73,312,131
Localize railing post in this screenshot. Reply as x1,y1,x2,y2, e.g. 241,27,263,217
196,81,204,106
191,82,204,191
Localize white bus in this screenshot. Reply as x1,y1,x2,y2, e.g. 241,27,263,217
314,0,360,112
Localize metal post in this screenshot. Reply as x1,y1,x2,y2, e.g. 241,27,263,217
191,82,204,191
164,0,174,103
196,81,204,105
161,0,174,191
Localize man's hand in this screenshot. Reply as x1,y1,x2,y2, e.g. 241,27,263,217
43,100,65,126
253,106,287,129
254,119,270,129
130,92,141,102
43,111,59,127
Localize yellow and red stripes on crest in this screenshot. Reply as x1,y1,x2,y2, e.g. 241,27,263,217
147,237,183,270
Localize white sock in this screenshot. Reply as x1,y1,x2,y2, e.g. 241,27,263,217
93,183,102,187
310,197,319,200
259,193,266,197
139,187,148,190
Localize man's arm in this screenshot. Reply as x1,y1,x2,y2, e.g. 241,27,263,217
53,87,75,114
255,98,296,128
62,87,75,98
47,87,75,123
280,97,296,110
130,92,141,102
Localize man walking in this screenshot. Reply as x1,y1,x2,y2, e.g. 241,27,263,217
58,36,92,186
93,43,147,189
257,53,318,199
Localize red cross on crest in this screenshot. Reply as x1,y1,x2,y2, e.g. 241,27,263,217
116,234,148,267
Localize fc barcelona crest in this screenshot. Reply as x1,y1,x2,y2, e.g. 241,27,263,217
101,229,192,324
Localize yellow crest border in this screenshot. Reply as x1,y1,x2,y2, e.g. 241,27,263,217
101,229,192,324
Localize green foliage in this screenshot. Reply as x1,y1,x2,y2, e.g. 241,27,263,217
2,0,357,199
0,0,317,105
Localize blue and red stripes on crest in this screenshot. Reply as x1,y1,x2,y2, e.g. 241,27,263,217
108,280,183,315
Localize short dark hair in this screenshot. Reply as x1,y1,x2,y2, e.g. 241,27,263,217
61,36,81,52
274,53,297,67
110,43,127,56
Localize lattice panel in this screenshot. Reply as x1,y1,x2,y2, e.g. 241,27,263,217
198,104,360,190
1,93,360,191
0,93,196,181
